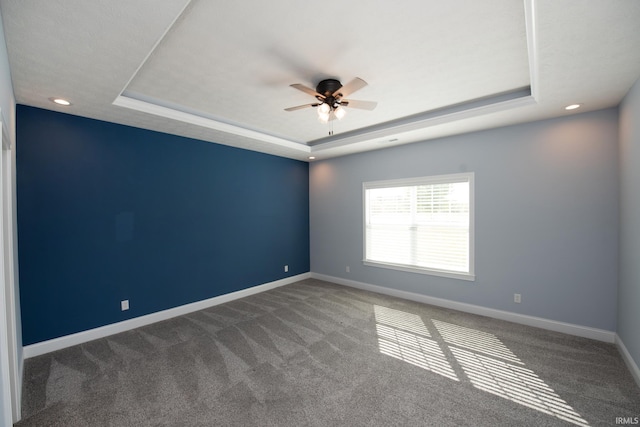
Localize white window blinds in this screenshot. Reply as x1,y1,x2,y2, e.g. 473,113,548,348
364,173,474,280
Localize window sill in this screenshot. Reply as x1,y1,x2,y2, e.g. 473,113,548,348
363,260,475,282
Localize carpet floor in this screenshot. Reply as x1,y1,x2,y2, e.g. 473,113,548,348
16,279,640,426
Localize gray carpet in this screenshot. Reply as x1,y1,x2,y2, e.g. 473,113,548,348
16,279,640,426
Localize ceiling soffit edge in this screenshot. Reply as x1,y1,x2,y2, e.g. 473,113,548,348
113,95,310,153
311,88,535,152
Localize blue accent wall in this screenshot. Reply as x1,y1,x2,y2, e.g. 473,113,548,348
16,105,310,345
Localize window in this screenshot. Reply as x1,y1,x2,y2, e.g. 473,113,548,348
363,173,474,280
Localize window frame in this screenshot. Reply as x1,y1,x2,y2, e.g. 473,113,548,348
362,172,475,281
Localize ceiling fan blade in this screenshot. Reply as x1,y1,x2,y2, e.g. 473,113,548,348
284,103,319,112
290,83,324,99
341,99,377,110
333,77,368,98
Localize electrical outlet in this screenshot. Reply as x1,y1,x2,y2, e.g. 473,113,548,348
121,300,129,311
284,265,289,272
514,294,521,304
346,266,350,273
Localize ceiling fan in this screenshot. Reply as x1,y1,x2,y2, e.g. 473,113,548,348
285,77,377,123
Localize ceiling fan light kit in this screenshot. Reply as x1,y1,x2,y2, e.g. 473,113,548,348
318,111,330,124
285,77,378,125
318,102,330,114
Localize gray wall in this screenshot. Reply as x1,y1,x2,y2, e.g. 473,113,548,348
0,7,18,424
310,109,619,331
619,78,640,368
0,12,14,142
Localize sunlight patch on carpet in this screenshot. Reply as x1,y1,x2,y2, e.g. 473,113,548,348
374,306,458,381
433,319,523,364
451,347,589,426
373,307,589,426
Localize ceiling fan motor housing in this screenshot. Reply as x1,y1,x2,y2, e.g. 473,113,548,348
316,79,343,106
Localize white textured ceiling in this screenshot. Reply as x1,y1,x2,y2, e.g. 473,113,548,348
1,0,639,161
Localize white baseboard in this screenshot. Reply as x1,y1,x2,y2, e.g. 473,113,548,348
23,273,311,359
616,334,640,389
310,273,616,343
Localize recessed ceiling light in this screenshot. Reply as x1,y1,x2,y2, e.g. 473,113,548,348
308,156,316,160
50,98,71,106
564,104,581,110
